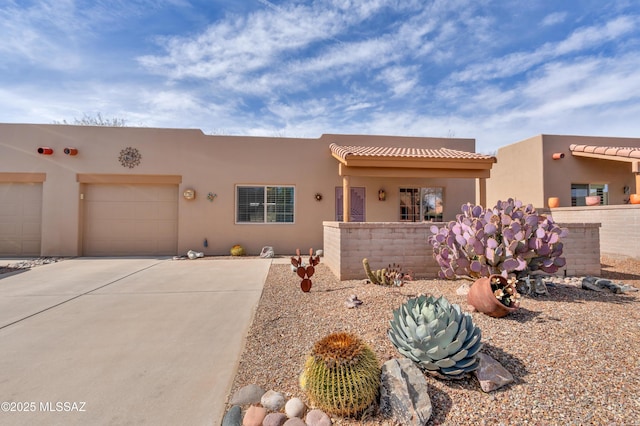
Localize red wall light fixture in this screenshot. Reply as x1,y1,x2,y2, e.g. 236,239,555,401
37,147,54,155
64,147,78,156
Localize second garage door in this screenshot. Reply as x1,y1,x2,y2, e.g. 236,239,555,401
0,183,42,256
82,184,178,256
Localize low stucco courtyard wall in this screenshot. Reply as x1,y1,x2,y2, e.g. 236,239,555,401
550,204,640,260
323,221,601,281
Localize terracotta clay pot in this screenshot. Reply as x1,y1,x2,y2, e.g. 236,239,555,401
585,195,600,206
547,197,560,208
467,275,518,318
630,194,640,205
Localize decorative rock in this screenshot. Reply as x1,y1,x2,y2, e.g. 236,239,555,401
456,283,470,295
284,418,307,426
345,294,363,308
261,390,286,412
380,358,432,426
221,405,242,426
305,409,332,426
260,246,275,258
243,405,267,426
582,277,606,292
285,397,306,418
475,353,514,392
229,384,265,405
263,412,288,426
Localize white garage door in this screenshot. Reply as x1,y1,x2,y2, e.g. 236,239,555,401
82,184,178,256
0,183,43,256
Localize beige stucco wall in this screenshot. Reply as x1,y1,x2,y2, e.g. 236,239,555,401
487,134,640,210
486,135,545,208
0,124,478,257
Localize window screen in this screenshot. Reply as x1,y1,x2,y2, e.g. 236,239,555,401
237,186,294,223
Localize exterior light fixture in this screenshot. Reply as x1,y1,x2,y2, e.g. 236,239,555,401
183,189,196,200
64,147,78,156
378,189,386,201
37,147,54,155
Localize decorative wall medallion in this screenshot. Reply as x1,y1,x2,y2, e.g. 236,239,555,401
118,147,142,168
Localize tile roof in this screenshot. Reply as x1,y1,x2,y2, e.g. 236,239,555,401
329,143,495,161
570,144,640,159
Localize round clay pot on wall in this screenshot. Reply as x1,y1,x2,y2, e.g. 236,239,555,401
630,194,640,205
547,197,560,208
467,275,518,318
585,195,600,206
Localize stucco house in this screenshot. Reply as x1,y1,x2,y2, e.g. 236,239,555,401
0,123,496,258
486,134,640,210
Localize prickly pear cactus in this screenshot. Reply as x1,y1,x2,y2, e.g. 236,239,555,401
428,198,568,280
300,332,380,417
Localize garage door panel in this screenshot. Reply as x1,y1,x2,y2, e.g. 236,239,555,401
0,183,42,256
22,221,41,238
83,184,178,256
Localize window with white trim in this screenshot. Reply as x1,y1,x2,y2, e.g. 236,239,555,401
236,186,294,223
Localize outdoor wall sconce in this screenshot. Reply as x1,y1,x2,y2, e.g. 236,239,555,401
183,189,196,200
378,189,386,201
37,147,53,155
314,193,323,201
552,152,565,160
64,147,78,156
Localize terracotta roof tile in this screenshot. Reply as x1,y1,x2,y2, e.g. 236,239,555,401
329,143,494,161
570,144,640,159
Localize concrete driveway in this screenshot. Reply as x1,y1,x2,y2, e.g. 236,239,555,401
0,257,270,426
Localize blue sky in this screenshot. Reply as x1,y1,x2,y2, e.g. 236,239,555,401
1,0,639,152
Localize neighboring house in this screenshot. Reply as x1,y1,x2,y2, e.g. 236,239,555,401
0,123,495,257
486,134,640,210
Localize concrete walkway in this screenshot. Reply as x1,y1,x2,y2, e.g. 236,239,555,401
0,257,270,425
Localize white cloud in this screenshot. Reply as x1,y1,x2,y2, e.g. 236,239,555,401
541,12,567,27
451,15,639,82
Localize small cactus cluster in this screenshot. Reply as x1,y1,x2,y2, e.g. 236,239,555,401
362,258,405,286
428,198,568,280
388,295,482,379
300,332,380,417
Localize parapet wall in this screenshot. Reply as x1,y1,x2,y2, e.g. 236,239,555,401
323,221,600,280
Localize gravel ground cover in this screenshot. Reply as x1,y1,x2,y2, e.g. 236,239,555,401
228,256,640,425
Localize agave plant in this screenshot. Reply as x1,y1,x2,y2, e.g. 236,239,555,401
388,295,482,379
428,198,568,280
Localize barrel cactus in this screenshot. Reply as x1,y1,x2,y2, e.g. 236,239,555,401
300,332,380,417
388,295,482,379
428,198,568,280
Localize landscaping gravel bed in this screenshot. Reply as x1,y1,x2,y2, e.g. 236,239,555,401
227,256,640,425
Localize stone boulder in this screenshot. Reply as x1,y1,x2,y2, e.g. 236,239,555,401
261,390,286,412
229,384,265,405
380,358,432,426
221,405,242,426
475,353,514,392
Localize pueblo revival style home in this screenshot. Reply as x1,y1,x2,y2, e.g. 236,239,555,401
0,123,496,257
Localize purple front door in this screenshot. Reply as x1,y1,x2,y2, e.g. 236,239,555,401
335,187,365,222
